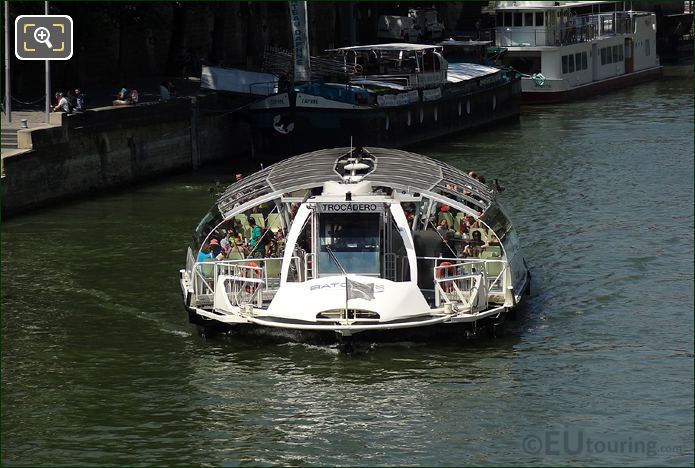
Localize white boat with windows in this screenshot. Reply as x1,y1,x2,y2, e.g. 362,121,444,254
180,147,529,342
492,1,662,102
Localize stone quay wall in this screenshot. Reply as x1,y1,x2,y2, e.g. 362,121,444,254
1,98,251,217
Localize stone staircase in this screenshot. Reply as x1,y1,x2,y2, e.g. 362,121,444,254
1,128,18,149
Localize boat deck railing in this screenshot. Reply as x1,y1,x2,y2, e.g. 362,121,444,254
191,257,299,307
433,259,488,311
189,254,509,310
496,12,634,47
416,255,509,306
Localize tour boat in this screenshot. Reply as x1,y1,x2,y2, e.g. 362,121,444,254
180,147,530,344
491,1,663,103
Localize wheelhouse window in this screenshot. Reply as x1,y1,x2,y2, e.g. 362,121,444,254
514,12,522,26
581,51,588,69
575,53,582,70
524,12,533,26
504,12,512,27
568,54,575,72
562,55,568,74
601,47,607,65
607,46,613,63
318,213,381,276
535,12,544,26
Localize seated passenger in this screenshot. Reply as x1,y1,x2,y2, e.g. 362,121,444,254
469,230,485,248
197,244,214,263
437,219,456,258
209,238,225,260
436,218,451,238
227,239,247,259
462,243,478,258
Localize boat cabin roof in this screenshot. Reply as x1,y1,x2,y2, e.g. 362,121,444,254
216,147,493,219
327,43,443,53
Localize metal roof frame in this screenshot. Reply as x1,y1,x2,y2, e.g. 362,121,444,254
216,147,494,219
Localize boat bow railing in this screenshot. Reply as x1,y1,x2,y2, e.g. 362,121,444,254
433,259,488,312
191,257,299,308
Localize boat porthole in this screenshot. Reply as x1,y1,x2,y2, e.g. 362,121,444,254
458,101,462,117
385,115,390,131
434,107,438,121
466,100,471,115
492,95,497,110
407,111,411,126
419,108,424,124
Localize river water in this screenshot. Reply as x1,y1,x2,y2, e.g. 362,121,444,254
2,66,693,466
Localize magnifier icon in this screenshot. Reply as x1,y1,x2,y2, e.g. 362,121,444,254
33,27,53,49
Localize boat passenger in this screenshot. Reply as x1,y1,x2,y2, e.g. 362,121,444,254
465,230,486,257
220,234,232,255
272,230,286,258
462,243,478,258
437,219,457,258
248,218,264,258
226,239,247,259
289,202,300,220
209,238,225,260
197,244,214,263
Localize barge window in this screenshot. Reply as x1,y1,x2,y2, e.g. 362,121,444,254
524,12,533,26
601,47,607,65
617,46,623,61
497,12,503,26
575,53,582,70
513,12,522,26
568,54,574,73
612,45,619,61
535,12,544,26
562,55,568,74
645,39,650,56
504,12,512,27
581,51,588,69
607,46,613,64
318,213,381,276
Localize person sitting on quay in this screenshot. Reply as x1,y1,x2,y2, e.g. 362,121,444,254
159,80,171,101
52,92,72,113
113,87,130,106
74,88,86,112
113,87,139,106
66,89,76,110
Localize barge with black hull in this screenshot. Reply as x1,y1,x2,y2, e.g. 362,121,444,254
202,43,521,158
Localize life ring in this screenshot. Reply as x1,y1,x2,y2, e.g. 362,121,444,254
436,261,456,293
242,261,262,293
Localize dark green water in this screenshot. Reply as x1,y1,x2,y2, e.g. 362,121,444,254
2,66,693,466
